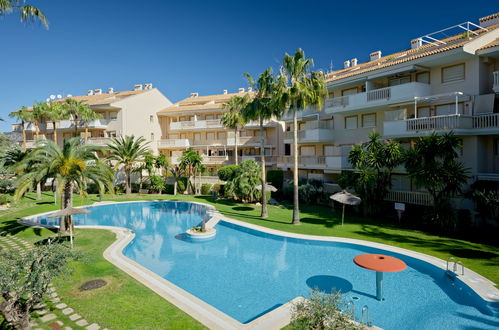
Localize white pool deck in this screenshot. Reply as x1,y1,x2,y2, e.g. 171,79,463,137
20,200,499,330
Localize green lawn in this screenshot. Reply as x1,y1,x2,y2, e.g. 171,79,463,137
1,191,498,329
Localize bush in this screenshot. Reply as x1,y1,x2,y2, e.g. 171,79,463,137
0,194,8,205
225,160,261,202
177,177,189,193
299,183,324,204
217,165,238,181
165,184,174,194
0,178,14,194
201,183,212,195
267,170,284,190
149,175,166,193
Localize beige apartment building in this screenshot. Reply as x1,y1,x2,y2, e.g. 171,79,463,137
156,89,284,174
12,84,172,154
278,14,499,205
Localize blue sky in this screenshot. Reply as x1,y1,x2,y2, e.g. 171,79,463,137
1,0,497,131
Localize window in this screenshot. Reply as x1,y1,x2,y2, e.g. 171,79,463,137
435,103,464,116
345,116,358,129
150,133,154,141
342,87,358,96
109,112,117,120
284,144,291,156
206,132,215,140
300,146,315,156
416,107,431,118
442,63,465,83
362,113,376,128
217,132,226,139
388,76,410,86
416,72,430,84
149,115,154,123
206,115,214,120
194,133,201,141
180,133,187,139
385,109,406,121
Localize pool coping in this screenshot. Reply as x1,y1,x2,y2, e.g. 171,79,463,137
19,199,499,329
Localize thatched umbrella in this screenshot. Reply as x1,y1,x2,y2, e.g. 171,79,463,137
255,183,278,192
330,191,361,226
48,207,90,248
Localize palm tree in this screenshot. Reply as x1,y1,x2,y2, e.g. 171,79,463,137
79,107,102,143
9,106,33,152
169,164,183,196
13,138,114,233
0,0,48,28
45,102,68,143
179,148,203,194
107,135,150,194
282,48,327,225
221,95,249,165
242,68,286,218
31,101,48,141
64,99,89,138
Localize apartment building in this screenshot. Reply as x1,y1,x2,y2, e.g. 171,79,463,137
156,89,284,174
12,84,172,154
278,14,499,205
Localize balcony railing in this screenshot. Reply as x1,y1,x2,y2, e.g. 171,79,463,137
277,155,326,167
241,155,276,164
385,190,433,206
85,137,113,146
169,119,222,130
473,113,499,128
493,71,499,93
227,136,262,146
157,139,191,148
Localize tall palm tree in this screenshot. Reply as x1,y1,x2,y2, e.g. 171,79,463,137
31,101,48,141
107,135,150,194
13,138,114,233
179,148,203,194
79,107,102,143
221,95,249,165
9,106,33,152
169,164,183,196
0,0,48,28
242,68,286,218
282,48,327,225
64,99,89,138
45,102,68,143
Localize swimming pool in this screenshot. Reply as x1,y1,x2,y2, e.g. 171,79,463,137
29,201,499,329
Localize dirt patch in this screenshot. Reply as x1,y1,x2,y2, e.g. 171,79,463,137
79,279,108,291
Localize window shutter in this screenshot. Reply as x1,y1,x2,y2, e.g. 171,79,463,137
442,64,465,83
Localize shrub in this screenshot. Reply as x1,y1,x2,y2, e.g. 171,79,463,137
149,175,166,193
201,183,212,195
0,194,8,205
267,170,284,190
290,289,359,330
225,160,261,202
165,184,174,194
0,178,14,194
177,177,189,193
217,165,238,181
299,183,324,204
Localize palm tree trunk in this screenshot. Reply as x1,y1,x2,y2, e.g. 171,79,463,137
21,121,27,152
292,105,300,225
260,119,267,218
84,123,89,143
36,182,42,200
234,127,239,165
173,180,177,196
60,181,73,234
74,116,78,137
125,168,132,194
34,120,39,140
52,121,57,143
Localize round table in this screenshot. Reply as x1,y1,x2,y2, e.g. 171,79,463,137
354,254,406,301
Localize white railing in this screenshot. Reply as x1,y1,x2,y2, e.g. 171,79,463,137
367,86,391,102
385,190,433,206
157,139,191,148
170,119,222,130
406,114,473,131
192,139,226,146
326,95,349,108
241,155,276,163
202,156,230,164
284,130,306,139
277,155,326,166
86,137,113,146
228,136,262,145
493,71,499,92
473,113,499,128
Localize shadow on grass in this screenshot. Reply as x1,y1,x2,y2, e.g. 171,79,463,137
0,219,55,236
232,206,254,211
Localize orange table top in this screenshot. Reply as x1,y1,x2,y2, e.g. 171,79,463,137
354,254,407,272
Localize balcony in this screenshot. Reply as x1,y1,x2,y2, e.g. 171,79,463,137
325,82,431,113
277,155,326,169
227,136,263,146
385,190,433,206
171,155,232,165
241,155,276,165
281,107,323,122
383,113,499,137
494,71,499,93
85,137,113,146
157,139,191,148
283,121,333,143
169,119,222,131
324,146,353,171
50,119,110,130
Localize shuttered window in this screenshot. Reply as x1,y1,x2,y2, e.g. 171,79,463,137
345,116,358,129
435,103,463,116
362,113,376,128
442,64,465,83
416,72,430,84
385,109,406,121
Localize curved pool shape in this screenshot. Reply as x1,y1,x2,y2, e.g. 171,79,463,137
30,201,499,329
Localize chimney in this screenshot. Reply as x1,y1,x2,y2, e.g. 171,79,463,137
144,83,153,89
190,92,199,97
343,60,350,69
238,88,245,93
351,58,358,66
411,38,423,49
247,87,253,92
94,88,103,95
370,51,382,61
479,13,499,28
134,84,143,91
108,87,114,93
87,89,94,96
223,89,228,94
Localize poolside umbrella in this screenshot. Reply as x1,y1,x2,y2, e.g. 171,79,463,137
330,191,361,226
48,207,90,248
255,183,278,192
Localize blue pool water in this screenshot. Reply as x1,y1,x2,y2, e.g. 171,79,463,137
32,201,499,329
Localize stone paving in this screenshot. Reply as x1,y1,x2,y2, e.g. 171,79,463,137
0,232,106,330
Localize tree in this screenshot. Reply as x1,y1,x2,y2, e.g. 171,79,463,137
107,135,150,195
45,101,68,143
134,151,154,192
0,0,48,28
79,106,102,143
179,148,203,194
31,101,49,141
405,132,469,228
242,68,286,218
343,132,404,216
282,48,328,224
168,164,183,196
221,95,249,165
64,98,89,138
225,160,262,203
155,153,169,176
14,138,114,233
9,106,34,152
0,243,79,330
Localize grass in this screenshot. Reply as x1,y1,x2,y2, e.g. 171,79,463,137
1,191,498,328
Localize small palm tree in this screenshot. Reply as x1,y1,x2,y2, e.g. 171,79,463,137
179,148,203,194
31,101,49,141
242,68,286,217
107,135,150,194
64,99,89,138
45,102,68,143
9,106,33,152
0,0,48,28
13,138,114,233
282,48,328,225
169,164,183,196
221,95,249,165
79,107,102,143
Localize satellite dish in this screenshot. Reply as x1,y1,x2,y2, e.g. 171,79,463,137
57,94,62,99
50,94,56,100
67,94,73,97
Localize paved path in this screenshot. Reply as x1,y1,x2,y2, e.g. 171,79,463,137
0,232,108,330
